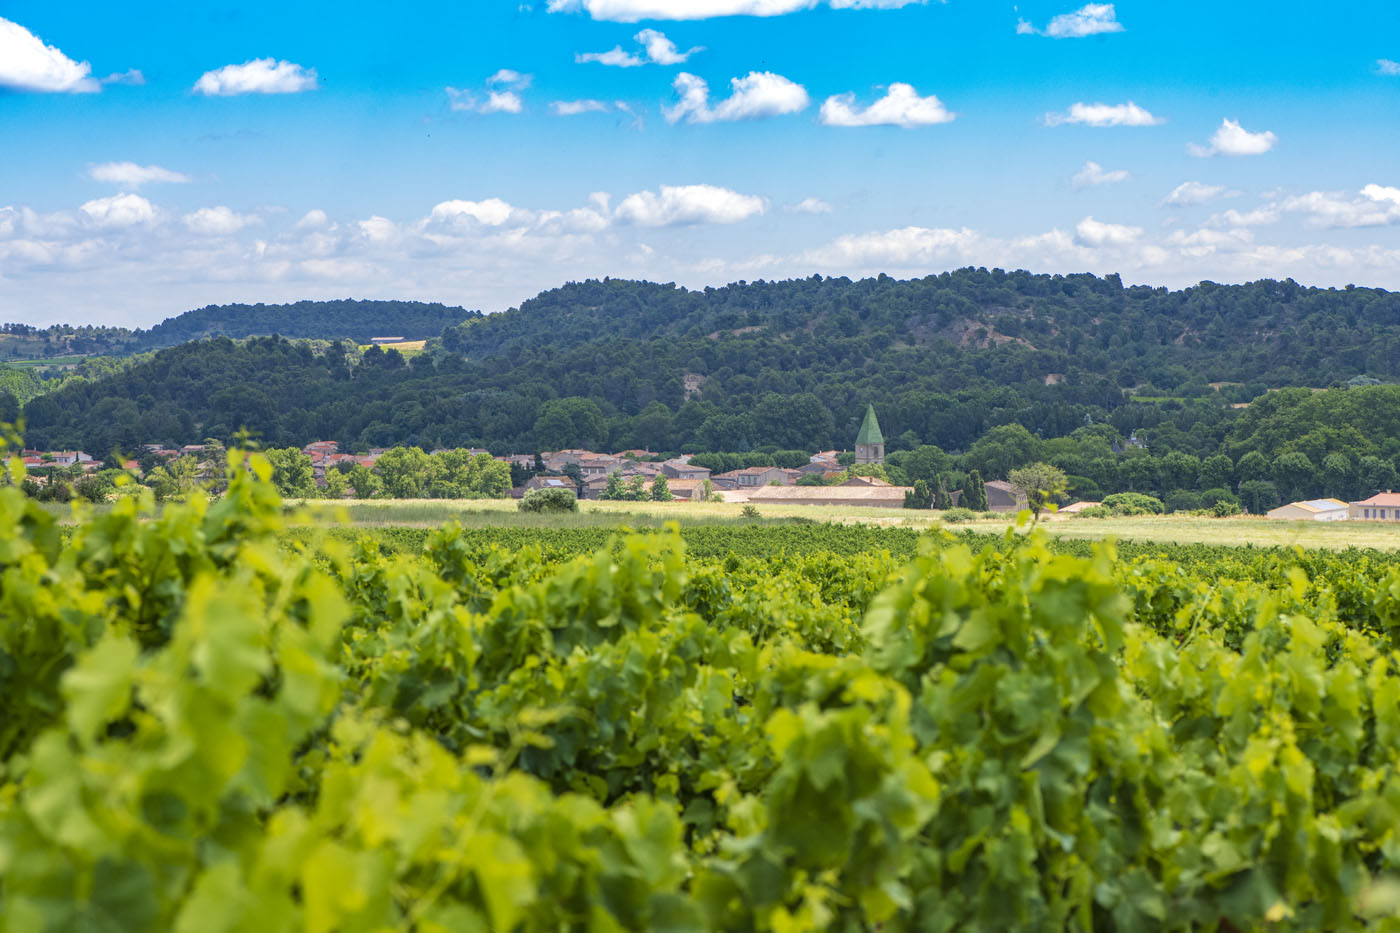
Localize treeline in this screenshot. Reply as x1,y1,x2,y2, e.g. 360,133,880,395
0,299,474,359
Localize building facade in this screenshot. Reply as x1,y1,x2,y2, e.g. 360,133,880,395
854,405,885,465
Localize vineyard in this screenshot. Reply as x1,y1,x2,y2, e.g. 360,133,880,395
7,458,1400,930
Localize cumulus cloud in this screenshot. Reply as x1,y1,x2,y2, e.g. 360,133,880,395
88,162,191,188
296,209,329,229
578,28,699,66
665,71,809,123
819,83,954,127
0,16,100,93
1071,160,1130,189
184,206,260,236
615,184,764,225
1075,216,1141,247
79,194,157,229
447,69,531,114
1188,118,1277,157
789,197,833,214
193,58,318,96
1378,59,1400,76
1020,3,1123,38
428,198,522,227
1279,184,1400,228
1162,181,1229,206
804,226,981,266
546,0,927,22
551,99,612,115
1044,101,1163,127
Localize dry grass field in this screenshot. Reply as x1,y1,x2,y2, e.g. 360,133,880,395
289,498,1400,551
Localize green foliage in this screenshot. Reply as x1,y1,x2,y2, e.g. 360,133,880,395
518,487,579,512
904,479,933,510
961,469,988,512
650,474,671,501
1008,461,1068,516
1100,492,1166,515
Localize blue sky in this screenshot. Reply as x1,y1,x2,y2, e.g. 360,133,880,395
1,1,1399,325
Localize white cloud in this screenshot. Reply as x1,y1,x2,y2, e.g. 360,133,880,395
193,58,318,96
1071,160,1130,189
1278,185,1400,228
79,194,157,229
295,209,329,229
576,46,644,66
804,226,982,266
546,0,926,21
1027,3,1124,38
637,29,696,64
1378,59,1400,76
615,184,764,226
1044,101,1163,127
0,16,100,93
357,216,400,245
578,28,699,66
184,206,259,236
819,83,954,127
1205,207,1280,228
665,71,808,124
789,197,833,214
101,69,145,86
428,198,522,227
88,162,191,188
1075,216,1141,247
1162,181,1228,206
447,70,531,114
1188,118,1277,157
551,99,612,115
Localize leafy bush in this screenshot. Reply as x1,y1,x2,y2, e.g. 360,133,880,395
741,504,760,519
1199,487,1240,510
940,507,976,523
1164,489,1203,513
517,487,578,512
1100,492,1165,515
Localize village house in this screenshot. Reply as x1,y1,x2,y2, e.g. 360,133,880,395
513,475,577,499
1268,498,1350,521
1350,491,1400,521
661,457,711,481
714,465,791,488
984,480,1029,513
579,456,624,478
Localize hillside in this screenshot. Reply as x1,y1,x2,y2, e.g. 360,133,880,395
0,299,476,359
19,271,1400,500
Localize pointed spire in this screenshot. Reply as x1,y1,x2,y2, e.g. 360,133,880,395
855,404,884,446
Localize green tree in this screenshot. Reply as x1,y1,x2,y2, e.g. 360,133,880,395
650,474,672,501
533,397,606,451
264,447,316,498
1238,479,1280,514
933,476,953,510
625,475,648,501
964,424,1040,480
1007,462,1069,517
322,468,349,499
374,447,436,498
903,480,933,510
347,463,382,499
600,472,625,500
961,470,987,511
1197,454,1234,490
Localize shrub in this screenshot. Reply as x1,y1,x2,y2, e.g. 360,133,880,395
1163,489,1202,513
1100,492,1165,516
1199,487,1239,510
741,504,760,520
941,507,976,523
1210,499,1243,517
517,487,578,513
1072,505,1113,519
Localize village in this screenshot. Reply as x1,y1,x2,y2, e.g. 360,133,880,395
15,404,1400,522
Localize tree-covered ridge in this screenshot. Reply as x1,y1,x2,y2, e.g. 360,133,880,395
445,270,1400,389
0,299,476,359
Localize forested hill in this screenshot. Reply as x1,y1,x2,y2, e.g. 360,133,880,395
0,299,477,359
442,270,1400,386
19,269,1400,464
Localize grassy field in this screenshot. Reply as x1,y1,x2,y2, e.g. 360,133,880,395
285,498,1400,551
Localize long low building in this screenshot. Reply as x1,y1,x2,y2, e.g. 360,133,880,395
1266,498,1350,521
743,485,912,509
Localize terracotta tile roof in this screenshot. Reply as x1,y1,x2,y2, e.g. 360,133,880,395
1356,491,1400,507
